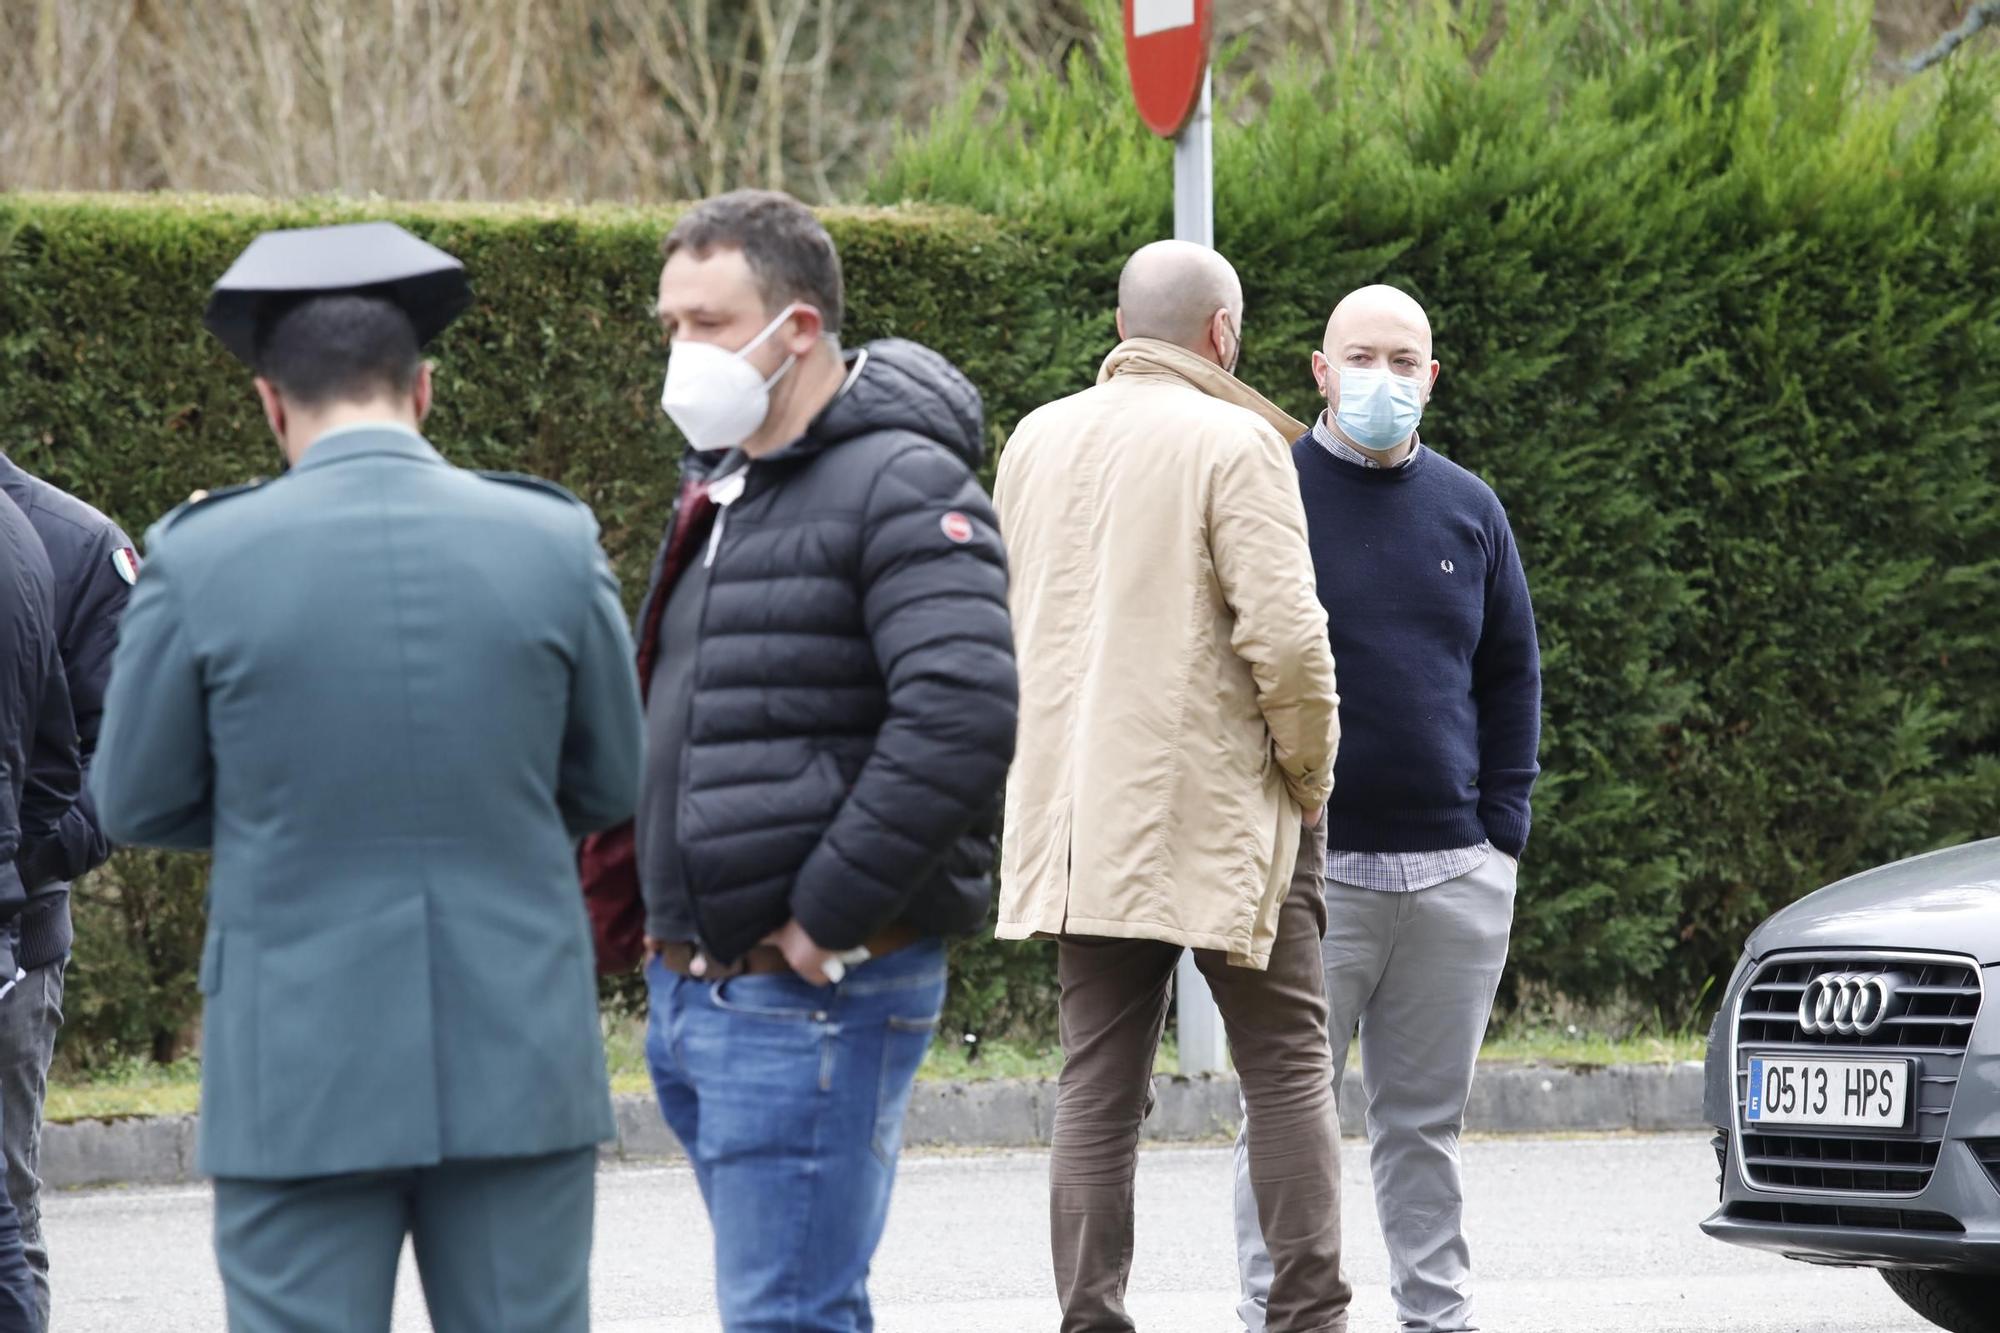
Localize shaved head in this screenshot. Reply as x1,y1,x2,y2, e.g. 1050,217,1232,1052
1324,284,1432,359
1312,284,1441,462
1117,240,1244,365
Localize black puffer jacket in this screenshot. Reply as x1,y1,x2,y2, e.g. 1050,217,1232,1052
1,495,79,982
653,339,1017,962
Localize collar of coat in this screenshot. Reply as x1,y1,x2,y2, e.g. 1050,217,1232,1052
1096,338,1308,440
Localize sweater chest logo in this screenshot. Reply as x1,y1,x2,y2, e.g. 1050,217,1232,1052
1440,559,1455,574
940,511,974,544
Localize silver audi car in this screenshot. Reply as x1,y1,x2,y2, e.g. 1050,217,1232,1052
1702,837,2000,1332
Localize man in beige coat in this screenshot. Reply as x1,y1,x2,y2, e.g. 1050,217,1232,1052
995,240,1347,1333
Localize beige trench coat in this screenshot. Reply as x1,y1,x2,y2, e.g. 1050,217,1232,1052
992,339,1340,969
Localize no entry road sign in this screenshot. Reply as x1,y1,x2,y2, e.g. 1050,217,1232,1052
1124,0,1214,138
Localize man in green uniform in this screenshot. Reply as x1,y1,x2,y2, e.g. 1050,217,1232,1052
91,222,642,1333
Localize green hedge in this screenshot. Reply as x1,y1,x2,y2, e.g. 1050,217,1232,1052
874,0,2000,1011
0,194,1062,1066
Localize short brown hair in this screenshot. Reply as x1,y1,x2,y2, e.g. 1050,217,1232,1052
662,189,844,335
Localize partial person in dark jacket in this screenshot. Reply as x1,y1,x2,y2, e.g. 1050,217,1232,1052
0,495,76,1333
579,189,1017,1333
0,453,132,1331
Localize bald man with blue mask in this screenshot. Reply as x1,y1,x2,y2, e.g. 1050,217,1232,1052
1232,285,1543,1333
1315,284,1438,464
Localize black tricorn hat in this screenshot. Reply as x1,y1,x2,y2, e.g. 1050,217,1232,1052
203,221,471,367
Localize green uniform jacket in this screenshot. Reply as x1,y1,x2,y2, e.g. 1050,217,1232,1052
91,427,642,1180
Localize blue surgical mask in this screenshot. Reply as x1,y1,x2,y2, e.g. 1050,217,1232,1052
1334,367,1426,452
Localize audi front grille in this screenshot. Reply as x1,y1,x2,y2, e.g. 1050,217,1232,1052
1734,950,1983,1197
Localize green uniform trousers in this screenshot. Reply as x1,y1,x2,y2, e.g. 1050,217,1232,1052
211,1146,596,1333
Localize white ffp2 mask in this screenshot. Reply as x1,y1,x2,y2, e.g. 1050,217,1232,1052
659,304,805,452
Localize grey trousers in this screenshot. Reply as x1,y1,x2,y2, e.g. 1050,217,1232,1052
212,1147,597,1333
1234,853,1516,1333
0,960,63,1333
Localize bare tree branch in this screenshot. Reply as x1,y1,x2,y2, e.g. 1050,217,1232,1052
1906,0,2000,73
31,0,60,181
713,13,755,195
808,0,837,201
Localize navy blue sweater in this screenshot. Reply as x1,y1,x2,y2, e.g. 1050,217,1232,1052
1293,434,1541,858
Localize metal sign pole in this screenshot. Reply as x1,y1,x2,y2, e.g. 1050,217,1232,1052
1171,69,1230,1078
1173,72,1214,247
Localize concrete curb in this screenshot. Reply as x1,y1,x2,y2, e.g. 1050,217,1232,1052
43,1061,1705,1190
42,1112,197,1190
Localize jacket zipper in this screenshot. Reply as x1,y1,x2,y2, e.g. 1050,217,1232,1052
704,509,727,568
678,463,751,951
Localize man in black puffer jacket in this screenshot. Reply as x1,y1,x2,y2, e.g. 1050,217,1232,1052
579,189,1016,1332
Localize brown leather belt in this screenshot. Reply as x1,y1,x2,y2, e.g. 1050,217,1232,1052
652,921,923,981
653,941,790,979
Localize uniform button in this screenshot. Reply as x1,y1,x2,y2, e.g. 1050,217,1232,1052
814,1011,829,1022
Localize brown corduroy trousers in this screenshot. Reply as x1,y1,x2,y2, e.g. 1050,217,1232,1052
1048,822,1349,1333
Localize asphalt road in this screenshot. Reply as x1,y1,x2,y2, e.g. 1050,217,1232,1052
48,1134,1928,1332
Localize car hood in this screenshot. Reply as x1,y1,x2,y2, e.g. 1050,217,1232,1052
1750,837,2000,964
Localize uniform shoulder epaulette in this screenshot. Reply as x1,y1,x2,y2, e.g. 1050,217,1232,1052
156,479,268,534
474,470,586,508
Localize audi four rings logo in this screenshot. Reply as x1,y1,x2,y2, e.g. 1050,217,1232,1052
1797,971,1905,1036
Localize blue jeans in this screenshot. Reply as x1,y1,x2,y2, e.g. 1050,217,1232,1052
644,939,947,1333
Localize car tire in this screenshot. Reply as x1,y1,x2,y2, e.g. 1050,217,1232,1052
1882,1269,2000,1333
